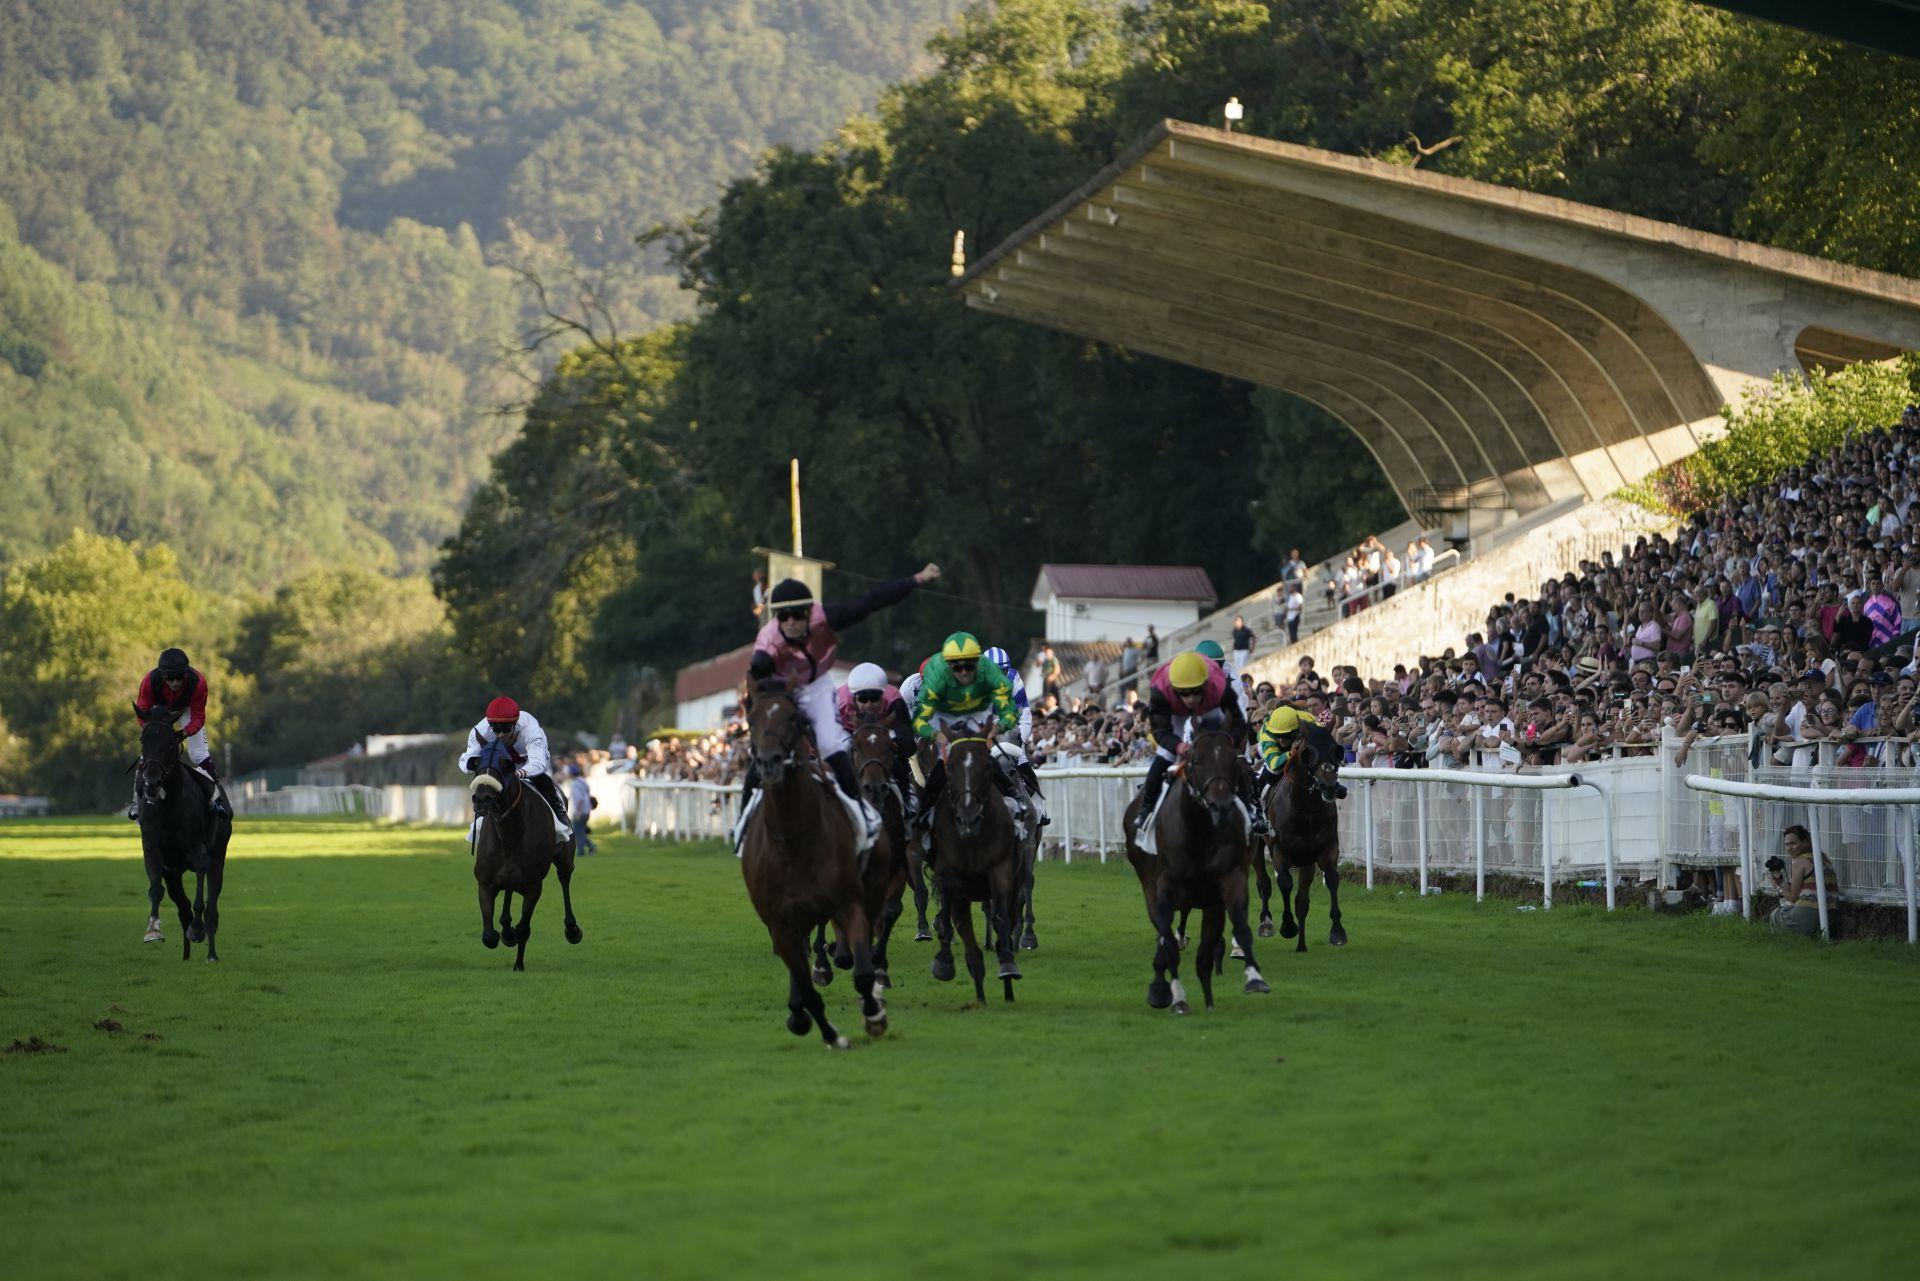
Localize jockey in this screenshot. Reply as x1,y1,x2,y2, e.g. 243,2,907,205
1194,639,1251,719
1256,702,1348,800
983,645,1048,827
1131,650,1266,853
835,661,919,818
739,564,941,845
129,647,230,819
910,632,1021,831
458,696,572,842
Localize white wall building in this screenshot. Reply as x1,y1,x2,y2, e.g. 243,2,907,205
1028,564,1217,644
673,641,855,731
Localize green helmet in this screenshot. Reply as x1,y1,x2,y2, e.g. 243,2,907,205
1195,639,1226,662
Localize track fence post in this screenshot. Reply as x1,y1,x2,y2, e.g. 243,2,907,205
1416,785,1429,895
1472,786,1485,901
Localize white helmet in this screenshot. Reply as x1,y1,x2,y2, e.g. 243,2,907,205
846,662,888,694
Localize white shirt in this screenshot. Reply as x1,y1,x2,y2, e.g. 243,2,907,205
567,775,592,815
460,710,553,779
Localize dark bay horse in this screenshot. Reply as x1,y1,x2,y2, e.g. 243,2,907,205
928,735,1023,1003
1124,730,1270,1013
740,688,885,1048
1261,722,1347,952
470,738,583,972
133,707,230,962
810,723,911,988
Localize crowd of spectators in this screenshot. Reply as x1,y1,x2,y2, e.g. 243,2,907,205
1250,410,1920,775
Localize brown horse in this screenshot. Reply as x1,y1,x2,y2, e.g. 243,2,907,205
810,722,911,987
927,735,1023,1003
1261,722,1346,951
740,688,885,1048
470,738,583,972
1125,730,1270,1013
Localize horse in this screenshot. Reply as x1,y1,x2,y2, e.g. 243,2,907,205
739,687,885,1048
927,735,1023,1003
907,738,939,940
1124,729,1270,1013
809,723,911,988
133,706,231,962
1261,722,1347,952
469,738,584,971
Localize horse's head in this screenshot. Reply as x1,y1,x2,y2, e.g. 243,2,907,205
1184,728,1238,827
1289,723,1342,804
748,685,806,785
946,736,993,840
850,724,893,810
134,707,182,810
468,737,520,819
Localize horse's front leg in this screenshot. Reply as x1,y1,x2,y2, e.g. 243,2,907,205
1293,861,1313,955
836,900,886,1037
930,885,955,982
164,871,193,961
1323,854,1348,947
988,860,1021,998
556,854,584,945
189,870,207,943
1225,867,1269,995
1255,844,1276,936
511,882,541,971
478,884,501,949
810,923,834,986
1276,860,1299,939
145,860,166,942
498,891,517,946
1151,885,1188,1014
950,898,988,1004
873,890,902,990
908,849,932,940
202,862,223,963
774,926,846,1049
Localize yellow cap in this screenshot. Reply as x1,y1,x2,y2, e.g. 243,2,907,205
1265,705,1312,736
1169,651,1211,691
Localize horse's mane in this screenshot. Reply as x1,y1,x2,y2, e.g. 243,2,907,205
1297,723,1340,769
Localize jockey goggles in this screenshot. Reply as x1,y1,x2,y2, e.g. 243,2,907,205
774,606,809,622
488,720,518,736
854,689,885,703
948,659,978,675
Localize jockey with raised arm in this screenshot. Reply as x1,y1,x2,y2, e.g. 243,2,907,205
458,696,572,843
984,644,1048,827
1131,650,1266,855
910,632,1021,832
737,564,941,847
129,647,231,819
836,661,920,819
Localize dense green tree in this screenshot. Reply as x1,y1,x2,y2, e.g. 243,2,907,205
0,532,227,810
226,569,482,771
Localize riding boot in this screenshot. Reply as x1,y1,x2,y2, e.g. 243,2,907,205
127,783,139,822
996,761,1032,838
915,760,947,833
196,757,233,819
825,751,879,844
1020,762,1050,826
1133,754,1170,854
1242,774,1270,836
732,759,761,848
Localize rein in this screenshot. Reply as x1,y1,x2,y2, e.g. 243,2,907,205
1286,743,1342,806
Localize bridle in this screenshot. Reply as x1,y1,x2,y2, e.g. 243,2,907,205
750,691,806,783
1183,728,1237,825
470,742,524,824
852,726,894,808
947,735,991,837
1287,732,1342,805
134,722,182,810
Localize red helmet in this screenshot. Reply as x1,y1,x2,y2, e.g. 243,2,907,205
485,695,520,723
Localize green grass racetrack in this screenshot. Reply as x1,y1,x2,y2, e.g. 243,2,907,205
4,817,1918,1279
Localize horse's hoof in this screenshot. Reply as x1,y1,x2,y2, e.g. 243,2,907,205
1230,942,1246,960
997,960,1022,981
873,968,891,990
865,1010,888,1038
513,959,526,972
1020,930,1038,950
1177,933,1190,950
565,924,584,945
1279,921,1298,939
186,925,205,943
930,955,955,982
482,932,499,949
206,954,221,965
500,925,518,946
1244,977,1271,995
786,1010,812,1037
1258,919,1275,938
832,951,852,972
1147,979,1171,1009
811,965,833,987
1171,1000,1192,1016
914,926,933,942
829,1035,852,1051
143,926,165,944
1330,930,1348,947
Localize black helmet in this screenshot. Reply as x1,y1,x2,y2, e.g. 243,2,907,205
157,648,190,677
768,579,813,609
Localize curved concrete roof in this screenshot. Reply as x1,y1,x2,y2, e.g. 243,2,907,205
959,121,1920,517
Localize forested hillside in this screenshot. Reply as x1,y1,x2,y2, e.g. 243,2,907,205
0,0,962,586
